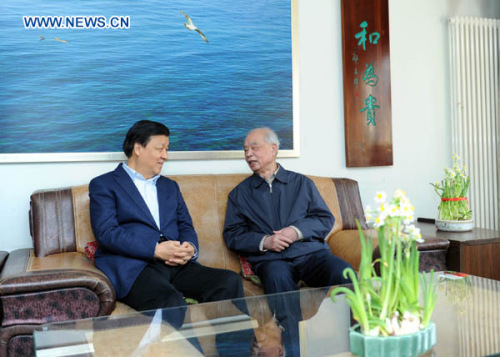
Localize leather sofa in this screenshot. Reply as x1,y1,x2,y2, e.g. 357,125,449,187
0,174,449,356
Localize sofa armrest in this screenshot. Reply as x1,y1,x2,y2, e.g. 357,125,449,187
332,178,368,230
372,237,450,274
0,251,8,272
0,249,116,328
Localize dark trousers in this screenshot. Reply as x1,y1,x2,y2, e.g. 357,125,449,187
253,248,353,357
121,261,252,356
122,261,245,322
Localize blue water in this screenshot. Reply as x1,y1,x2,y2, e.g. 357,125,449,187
0,0,293,153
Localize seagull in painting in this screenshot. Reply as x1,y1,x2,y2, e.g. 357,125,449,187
54,37,68,43
39,35,45,41
180,9,208,43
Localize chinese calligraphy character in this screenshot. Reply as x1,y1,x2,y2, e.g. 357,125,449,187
369,32,380,44
352,53,359,64
352,50,359,89
360,95,380,126
355,21,381,51
362,62,378,86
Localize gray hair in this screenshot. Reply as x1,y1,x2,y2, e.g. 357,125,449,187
250,127,280,150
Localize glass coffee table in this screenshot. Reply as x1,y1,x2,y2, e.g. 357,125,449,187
34,273,500,356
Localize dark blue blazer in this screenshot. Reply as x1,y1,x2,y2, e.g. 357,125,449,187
89,164,198,299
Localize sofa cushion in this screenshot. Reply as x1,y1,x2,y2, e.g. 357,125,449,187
84,241,99,262
239,256,262,287
169,174,247,273
328,229,377,271
309,176,343,236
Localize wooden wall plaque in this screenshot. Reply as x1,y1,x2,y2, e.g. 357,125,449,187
341,0,393,167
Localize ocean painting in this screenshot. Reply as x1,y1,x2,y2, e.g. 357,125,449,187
0,0,295,161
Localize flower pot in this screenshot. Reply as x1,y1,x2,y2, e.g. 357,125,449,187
349,322,436,357
435,218,473,232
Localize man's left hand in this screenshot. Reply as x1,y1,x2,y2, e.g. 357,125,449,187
273,227,299,242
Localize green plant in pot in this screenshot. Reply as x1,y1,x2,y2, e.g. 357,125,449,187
431,154,473,231
331,189,437,357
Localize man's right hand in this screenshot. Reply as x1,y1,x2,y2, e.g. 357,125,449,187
154,241,192,266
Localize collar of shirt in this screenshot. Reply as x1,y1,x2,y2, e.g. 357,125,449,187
264,164,280,186
122,162,161,228
122,162,161,184
251,163,288,188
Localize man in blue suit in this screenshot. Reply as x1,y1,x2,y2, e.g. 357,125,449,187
89,120,244,315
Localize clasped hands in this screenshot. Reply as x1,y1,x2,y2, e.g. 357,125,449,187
154,241,194,266
263,227,299,252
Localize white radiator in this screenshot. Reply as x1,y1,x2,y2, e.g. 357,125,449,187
448,16,500,229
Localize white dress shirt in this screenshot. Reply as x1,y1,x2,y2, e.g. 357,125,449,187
122,162,161,228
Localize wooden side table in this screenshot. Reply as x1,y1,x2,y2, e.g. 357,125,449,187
416,222,500,280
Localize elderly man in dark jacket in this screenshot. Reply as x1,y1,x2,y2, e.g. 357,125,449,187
223,127,352,356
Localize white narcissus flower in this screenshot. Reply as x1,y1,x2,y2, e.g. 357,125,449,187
406,225,423,242
394,188,406,198
374,215,385,228
388,204,400,217
399,195,409,205
400,202,414,216
406,225,418,235
403,214,415,225
374,191,387,203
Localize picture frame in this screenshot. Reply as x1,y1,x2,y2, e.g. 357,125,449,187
0,0,299,163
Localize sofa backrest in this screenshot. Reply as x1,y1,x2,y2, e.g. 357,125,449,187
29,174,366,272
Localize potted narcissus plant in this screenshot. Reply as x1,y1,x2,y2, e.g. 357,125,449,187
331,190,437,357
431,154,473,231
